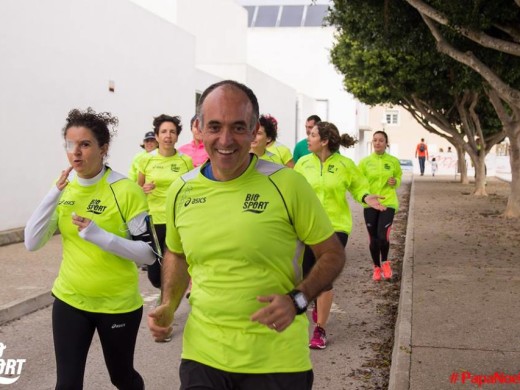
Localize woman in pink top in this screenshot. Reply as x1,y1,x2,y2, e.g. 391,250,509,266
178,115,209,167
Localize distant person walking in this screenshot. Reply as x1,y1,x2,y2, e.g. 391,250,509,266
293,115,321,164
415,138,429,176
358,131,402,281
431,157,438,177
24,107,158,389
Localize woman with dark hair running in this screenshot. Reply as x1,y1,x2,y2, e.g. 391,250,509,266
295,121,385,349
250,114,284,165
24,107,159,389
138,114,193,292
358,131,402,281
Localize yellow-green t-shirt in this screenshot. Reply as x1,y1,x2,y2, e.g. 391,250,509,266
358,152,402,212
52,169,147,313
267,142,293,165
128,149,156,181
165,156,334,373
294,153,369,234
258,150,284,165
138,151,193,224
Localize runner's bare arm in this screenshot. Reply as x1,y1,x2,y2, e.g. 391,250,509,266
297,234,346,301
147,249,190,341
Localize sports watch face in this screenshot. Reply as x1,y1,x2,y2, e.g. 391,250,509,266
294,291,308,309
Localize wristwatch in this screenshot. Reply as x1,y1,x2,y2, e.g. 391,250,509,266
287,289,309,315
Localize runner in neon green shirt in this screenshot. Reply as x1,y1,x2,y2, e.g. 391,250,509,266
294,121,385,349
148,81,346,389
267,141,294,167
251,114,284,165
128,131,158,181
24,108,157,389
263,114,295,167
138,114,193,290
358,131,402,281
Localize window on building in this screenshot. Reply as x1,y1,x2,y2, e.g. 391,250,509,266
385,110,399,125
242,4,329,28
304,4,328,27
244,6,256,27
279,5,304,27
255,6,280,27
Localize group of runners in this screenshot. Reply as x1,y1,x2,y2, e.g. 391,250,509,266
24,79,402,390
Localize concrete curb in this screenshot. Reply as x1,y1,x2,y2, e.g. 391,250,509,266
0,291,53,326
388,178,414,390
0,227,24,247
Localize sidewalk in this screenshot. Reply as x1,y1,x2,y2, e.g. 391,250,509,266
391,176,520,389
2,176,520,389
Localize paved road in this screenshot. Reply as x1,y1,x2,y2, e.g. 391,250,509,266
0,270,190,389
0,177,412,389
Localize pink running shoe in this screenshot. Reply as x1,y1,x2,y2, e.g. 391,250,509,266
309,325,327,349
382,261,393,279
373,266,382,281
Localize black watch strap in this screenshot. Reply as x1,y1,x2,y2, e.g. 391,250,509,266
287,289,308,315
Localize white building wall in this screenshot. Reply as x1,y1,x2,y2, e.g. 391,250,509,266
128,0,176,23
175,0,249,81
246,66,297,148
0,0,197,230
0,0,304,232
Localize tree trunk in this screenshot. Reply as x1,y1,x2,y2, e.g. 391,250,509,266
456,145,469,184
473,150,487,196
503,123,520,218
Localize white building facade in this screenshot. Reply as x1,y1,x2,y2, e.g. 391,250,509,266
1,0,461,232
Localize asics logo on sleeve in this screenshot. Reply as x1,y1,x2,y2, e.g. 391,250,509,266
243,193,270,214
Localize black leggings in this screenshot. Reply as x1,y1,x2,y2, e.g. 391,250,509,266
52,298,144,390
302,232,348,291
147,223,166,289
364,208,396,267
180,359,313,390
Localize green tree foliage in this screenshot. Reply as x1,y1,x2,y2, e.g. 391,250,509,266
328,0,504,192
402,0,520,215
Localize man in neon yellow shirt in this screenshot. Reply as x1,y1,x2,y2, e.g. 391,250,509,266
148,80,346,389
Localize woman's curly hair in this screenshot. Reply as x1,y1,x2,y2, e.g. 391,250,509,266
153,114,182,136
259,114,278,142
62,107,118,147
